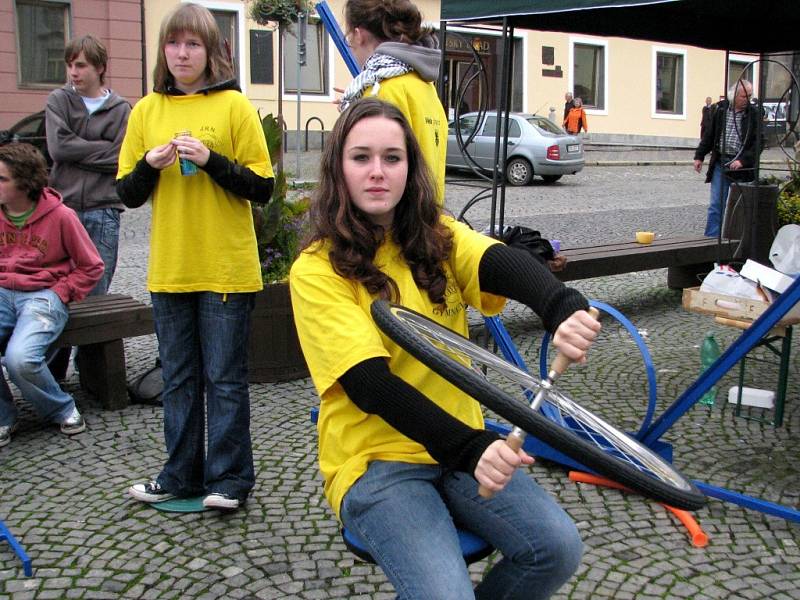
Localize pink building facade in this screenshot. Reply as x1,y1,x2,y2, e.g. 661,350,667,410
0,0,143,128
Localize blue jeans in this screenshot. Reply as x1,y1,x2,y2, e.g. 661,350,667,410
0,289,75,427
77,208,120,295
151,292,255,501
340,461,583,600
705,165,732,238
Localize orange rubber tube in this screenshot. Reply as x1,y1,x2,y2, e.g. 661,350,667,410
568,471,709,548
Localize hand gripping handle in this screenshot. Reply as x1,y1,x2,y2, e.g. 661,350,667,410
477,307,599,499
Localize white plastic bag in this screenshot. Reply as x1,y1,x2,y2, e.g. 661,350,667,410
700,264,764,300
769,224,800,276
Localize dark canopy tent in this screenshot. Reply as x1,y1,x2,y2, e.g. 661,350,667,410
440,0,800,53
439,0,800,523
440,0,799,255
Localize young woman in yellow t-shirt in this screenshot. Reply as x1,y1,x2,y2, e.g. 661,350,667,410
291,98,600,599
117,3,273,512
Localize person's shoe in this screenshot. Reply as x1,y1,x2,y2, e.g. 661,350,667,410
128,481,175,503
59,407,86,435
203,492,240,511
0,423,18,448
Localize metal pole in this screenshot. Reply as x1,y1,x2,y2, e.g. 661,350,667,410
295,11,307,180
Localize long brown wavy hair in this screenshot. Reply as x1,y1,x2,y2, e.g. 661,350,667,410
152,3,234,93
345,0,431,44
306,98,452,304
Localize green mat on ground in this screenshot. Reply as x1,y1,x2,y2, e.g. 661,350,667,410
151,496,209,513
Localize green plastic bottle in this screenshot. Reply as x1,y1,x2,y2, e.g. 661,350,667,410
699,333,722,406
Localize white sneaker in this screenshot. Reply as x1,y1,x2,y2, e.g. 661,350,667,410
128,481,175,503
0,422,18,448
203,493,240,510
59,406,86,435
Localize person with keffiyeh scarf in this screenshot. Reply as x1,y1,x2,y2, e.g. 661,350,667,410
341,0,448,204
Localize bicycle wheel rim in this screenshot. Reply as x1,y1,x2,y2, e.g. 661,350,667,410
371,300,706,510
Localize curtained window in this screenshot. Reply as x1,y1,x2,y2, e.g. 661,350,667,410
15,0,70,86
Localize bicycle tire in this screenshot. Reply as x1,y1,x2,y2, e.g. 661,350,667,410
371,300,706,511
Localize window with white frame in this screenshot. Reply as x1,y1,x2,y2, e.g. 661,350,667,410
283,18,328,95
571,41,606,110
655,49,685,115
15,0,70,86
211,9,240,82
192,1,246,92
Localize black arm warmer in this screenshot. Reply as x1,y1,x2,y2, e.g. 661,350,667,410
201,150,275,205
339,357,500,475
479,243,589,333
115,157,159,208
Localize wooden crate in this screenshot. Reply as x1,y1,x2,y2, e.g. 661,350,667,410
681,287,800,326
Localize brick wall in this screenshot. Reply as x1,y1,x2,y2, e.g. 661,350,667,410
0,0,143,128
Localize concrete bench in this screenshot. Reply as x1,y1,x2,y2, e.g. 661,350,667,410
53,294,155,410
554,235,740,288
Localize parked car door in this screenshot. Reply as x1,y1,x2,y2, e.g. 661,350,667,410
476,115,522,168
447,113,483,168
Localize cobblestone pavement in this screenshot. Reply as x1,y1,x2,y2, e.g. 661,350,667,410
1,154,798,599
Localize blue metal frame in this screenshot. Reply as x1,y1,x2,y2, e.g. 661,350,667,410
0,519,32,577
535,300,659,439
485,280,800,522
315,1,361,77
641,275,800,447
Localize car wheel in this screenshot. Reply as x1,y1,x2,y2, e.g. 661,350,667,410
541,175,562,184
505,157,533,186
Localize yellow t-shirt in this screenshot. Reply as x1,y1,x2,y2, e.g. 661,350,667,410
369,73,448,205
289,217,505,519
117,90,274,293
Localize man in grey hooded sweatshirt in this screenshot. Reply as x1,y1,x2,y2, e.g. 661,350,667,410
46,34,130,297
45,34,130,380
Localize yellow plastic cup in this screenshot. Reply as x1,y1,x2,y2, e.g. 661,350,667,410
635,231,655,244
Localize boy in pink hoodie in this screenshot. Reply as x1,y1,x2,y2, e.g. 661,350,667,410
0,143,103,448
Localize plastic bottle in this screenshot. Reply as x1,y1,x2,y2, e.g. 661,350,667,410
699,333,722,406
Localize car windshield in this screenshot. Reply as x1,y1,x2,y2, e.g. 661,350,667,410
526,116,564,135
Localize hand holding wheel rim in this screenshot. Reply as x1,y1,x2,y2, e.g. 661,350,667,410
370,300,706,511
478,307,600,498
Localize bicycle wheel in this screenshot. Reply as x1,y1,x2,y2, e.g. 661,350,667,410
371,300,706,510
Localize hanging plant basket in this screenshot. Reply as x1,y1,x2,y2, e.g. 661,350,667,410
248,0,313,27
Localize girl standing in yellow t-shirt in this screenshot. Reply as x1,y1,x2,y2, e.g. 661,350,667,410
291,98,600,599
118,3,273,512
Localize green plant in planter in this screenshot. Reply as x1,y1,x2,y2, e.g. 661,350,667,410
248,0,314,26
776,159,800,227
254,112,311,283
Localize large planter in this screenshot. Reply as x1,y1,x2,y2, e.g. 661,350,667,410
248,282,309,382
726,182,779,264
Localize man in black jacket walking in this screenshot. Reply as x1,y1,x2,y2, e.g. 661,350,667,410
693,80,759,238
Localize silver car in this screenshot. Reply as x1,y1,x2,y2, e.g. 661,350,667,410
446,112,585,185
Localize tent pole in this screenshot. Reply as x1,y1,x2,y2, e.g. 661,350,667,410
498,19,514,235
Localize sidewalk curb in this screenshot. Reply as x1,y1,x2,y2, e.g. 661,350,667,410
586,159,786,167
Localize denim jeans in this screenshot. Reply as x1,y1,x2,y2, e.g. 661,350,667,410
0,288,75,427
705,165,732,238
151,292,255,501
77,208,121,296
340,461,583,600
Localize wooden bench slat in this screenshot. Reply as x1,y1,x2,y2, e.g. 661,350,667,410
47,294,156,409
555,236,740,283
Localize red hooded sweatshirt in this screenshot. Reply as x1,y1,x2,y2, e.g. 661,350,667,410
0,187,103,304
